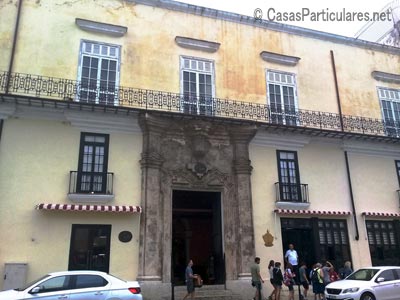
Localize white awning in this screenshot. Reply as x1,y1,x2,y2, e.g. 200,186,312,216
274,209,351,216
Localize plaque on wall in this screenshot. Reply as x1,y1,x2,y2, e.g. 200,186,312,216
118,231,133,243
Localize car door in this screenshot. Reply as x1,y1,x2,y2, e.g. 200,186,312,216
68,274,110,300
24,275,71,300
372,269,397,300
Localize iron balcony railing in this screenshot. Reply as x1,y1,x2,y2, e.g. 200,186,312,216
1,71,400,137
69,171,114,195
275,182,309,203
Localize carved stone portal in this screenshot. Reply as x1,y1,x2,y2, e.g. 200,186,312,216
137,112,257,285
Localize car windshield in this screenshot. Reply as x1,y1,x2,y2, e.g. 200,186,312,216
346,268,380,281
14,275,50,291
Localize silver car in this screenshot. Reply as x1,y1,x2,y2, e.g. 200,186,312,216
0,270,143,300
325,266,400,300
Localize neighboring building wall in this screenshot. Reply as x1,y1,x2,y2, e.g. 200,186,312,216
0,114,143,285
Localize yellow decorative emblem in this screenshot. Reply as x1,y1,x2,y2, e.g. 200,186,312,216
263,230,274,247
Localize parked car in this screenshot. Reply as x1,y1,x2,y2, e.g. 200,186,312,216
0,270,142,300
325,266,400,300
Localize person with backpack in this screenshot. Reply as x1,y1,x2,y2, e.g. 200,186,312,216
272,261,283,300
284,263,296,300
310,263,324,300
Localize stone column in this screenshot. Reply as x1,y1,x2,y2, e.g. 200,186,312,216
230,125,257,279
137,113,167,282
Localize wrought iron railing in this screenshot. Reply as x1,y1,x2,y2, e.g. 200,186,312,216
69,171,114,195
275,182,309,203
1,71,399,137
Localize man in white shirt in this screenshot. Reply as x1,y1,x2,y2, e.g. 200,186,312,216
285,243,299,283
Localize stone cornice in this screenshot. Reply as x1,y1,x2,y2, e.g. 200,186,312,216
371,71,400,84
260,51,300,66
0,103,16,120
64,111,141,134
0,101,141,134
342,141,400,158
252,131,310,150
175,36,220,53
75,18,127,37
130,0,400,56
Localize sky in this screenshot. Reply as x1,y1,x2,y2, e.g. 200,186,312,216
177,0,394,38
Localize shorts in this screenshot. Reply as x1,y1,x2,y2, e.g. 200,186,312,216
273,283,282,289
186,280,194,293
252,281,262,290
312,282,325,294
301,282,309,289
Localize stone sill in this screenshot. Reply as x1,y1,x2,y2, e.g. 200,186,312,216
275,201,310,210
67,193,114,203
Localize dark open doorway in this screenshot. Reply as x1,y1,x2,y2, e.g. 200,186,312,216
172,190,224,285
68,224,111,273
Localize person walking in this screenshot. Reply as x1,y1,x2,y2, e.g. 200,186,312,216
284,263,296,300
268,260,276,300
299,262,309,300
272,262,283,300
250,257,265,300
183,259,198,300
310,263,324,300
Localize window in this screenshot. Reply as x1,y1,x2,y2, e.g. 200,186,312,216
378,87,400,136
35,276,71,293
267,70,298,125
180,57,214,115
75,275,108,289
318,220,350,264
395,160,400,186
78,41,120,105
366,220,399,266
77,133,109,194
277,150,301,202
379,270,396,282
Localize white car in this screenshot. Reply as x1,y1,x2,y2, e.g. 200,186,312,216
0,270,143,300
325,266,400,300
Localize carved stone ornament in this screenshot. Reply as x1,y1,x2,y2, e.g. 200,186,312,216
262,230,274,247
187,162,209,178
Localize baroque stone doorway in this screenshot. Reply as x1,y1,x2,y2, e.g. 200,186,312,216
172,190,224,286
137,113,257,299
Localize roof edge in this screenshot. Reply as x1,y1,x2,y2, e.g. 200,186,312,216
129,0,400,55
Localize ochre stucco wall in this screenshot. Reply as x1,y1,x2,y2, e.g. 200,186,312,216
0,117,142,284
2,0,399,119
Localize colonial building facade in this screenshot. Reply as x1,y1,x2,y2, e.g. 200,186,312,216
1,0,400,299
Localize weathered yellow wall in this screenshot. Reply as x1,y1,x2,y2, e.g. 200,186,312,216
250,137,400,281
0,117,142,284
0,0,18,71
2,0,399,119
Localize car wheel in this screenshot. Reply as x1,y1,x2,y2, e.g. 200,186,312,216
360,292,375,300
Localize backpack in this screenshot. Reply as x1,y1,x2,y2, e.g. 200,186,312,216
311,268,320,283
283,270,293,286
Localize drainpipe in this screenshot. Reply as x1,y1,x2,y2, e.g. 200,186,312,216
0,120,3,143
5,0,23,94
330,50,344,132
331,50,360,240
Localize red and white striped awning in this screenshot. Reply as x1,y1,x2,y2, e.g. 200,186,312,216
274,209,351,216
36,203,142,213
362,212,400,218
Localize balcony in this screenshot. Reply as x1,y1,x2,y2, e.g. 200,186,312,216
1,71,400,141
68,171,114,203
275,182,309,209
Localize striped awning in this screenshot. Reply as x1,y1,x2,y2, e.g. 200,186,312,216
274,209,351,216
36,203,142,213
362,212,400,218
